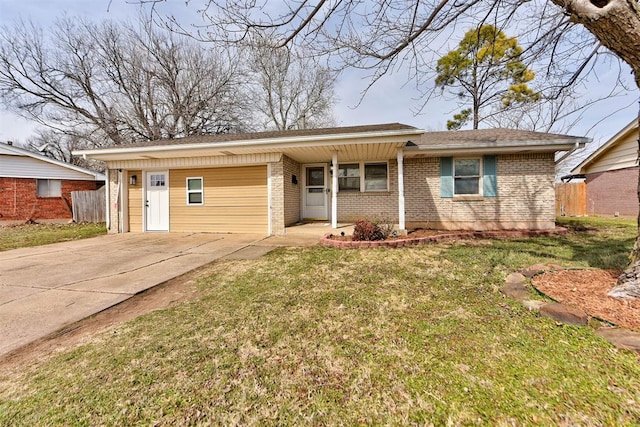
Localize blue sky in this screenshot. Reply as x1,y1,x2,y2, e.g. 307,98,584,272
0,0,637,159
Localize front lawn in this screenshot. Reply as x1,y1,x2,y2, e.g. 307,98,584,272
0,222,106,251
1,217,639,425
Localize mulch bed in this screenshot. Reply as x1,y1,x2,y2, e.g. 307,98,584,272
532,269,640,331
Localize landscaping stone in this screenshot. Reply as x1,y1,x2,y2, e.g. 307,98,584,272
521,263,564,278
505,272,526,286
596,328,640,353
522,300,545,311
539,302,589,326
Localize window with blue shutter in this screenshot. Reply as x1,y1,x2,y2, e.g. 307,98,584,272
440,157,453,198
483,155,497,197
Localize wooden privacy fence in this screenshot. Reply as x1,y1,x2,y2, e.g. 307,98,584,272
555,182,586,217
72,186,106,223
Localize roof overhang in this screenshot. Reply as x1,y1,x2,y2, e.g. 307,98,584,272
405,138,589,157
73,128,425,163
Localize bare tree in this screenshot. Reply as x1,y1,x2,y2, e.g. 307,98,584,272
0,15,251,149
247,36,337,130
139,0,640,292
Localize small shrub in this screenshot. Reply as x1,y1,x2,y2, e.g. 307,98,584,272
352,219,384,241
372,214,395,239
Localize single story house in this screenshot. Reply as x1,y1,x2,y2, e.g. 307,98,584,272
570,119,639,217
0,142,105,222
74,123,588,235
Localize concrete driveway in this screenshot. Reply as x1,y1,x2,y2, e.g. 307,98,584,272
0,232,273,357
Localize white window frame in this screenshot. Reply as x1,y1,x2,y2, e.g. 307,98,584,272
453,157,482,196
186,177,204,206
36,179,62,197
337,161,389,192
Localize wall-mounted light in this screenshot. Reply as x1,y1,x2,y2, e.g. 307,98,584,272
292,174,298,185
329,161,334,176
129,175,137,186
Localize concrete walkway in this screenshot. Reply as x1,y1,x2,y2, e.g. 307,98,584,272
0,232,274,356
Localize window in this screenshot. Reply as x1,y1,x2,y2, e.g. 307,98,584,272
36,179,61,197
440,156,497,198
186,177,204,205
149,174,166,188
453,158,481,195
337,162,388,192
338,164,360,191
364,163,388,191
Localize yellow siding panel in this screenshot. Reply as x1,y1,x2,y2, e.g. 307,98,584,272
128,170,143,232
169,166,268,233
586,133,638,174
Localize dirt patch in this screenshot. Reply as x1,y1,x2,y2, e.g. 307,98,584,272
532,269,640,331
0,263,217,374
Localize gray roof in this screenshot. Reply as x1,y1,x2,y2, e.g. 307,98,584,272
416,128,587,147
111,123,419,150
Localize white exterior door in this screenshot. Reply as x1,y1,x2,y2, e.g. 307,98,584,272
145,171,169,231
303,165,328,220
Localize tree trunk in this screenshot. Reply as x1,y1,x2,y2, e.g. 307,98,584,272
549,0,640,298
610,108,640,299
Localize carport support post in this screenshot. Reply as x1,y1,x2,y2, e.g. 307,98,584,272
332,151,338,229
397,147,406,232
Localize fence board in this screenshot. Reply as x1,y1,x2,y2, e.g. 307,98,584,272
555,182,586,217
72,186,106,223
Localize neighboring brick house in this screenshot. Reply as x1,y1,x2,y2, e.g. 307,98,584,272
74,124,588,235
0,142,105,222
571,120,639,218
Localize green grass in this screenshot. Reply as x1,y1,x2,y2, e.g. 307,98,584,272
1,218,639,425
0,223,106,251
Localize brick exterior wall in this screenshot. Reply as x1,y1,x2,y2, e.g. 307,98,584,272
0,177,100,222
585,166,639,218
337,161,399,222
269,161,286,235
108,169,120,233
283,155,301,225
402,153,556,230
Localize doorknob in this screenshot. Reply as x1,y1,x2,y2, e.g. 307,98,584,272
325,188,330,193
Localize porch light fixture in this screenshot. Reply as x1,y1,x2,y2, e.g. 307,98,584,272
329,161,333,176
129,175,137,186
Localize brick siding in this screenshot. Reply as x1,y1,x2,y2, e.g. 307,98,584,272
0,177,100,221
283,155,301,225
269,161,286,235
403,153,556,230
337,161,399,222
585,166,639,218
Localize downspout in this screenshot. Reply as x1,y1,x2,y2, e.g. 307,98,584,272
556,141,585,164
397,147,406,232
331,151,338,229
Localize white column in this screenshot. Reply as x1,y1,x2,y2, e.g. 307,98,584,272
397,147,405,231
332,151,338,229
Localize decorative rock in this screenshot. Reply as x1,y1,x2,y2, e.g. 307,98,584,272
505,272,526,286
522,300,545,311
521,263,564,278
596,328,640,353
501,282,530,301
539,303,589,326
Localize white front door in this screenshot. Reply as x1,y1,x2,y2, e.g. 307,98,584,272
145,171,169,231
303,165,328,220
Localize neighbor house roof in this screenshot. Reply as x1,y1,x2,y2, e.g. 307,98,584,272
0,142,105,181
407,128,590,156
570,119,639,175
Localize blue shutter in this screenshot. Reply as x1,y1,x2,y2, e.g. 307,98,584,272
483,155,497,197
440,157,453,198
